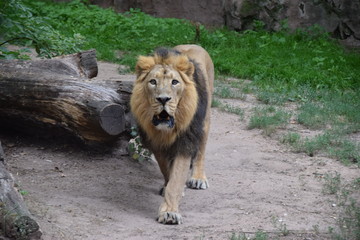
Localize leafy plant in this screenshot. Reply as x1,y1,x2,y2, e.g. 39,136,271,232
0,0,83,58
128,127,152,162
0,46,31,60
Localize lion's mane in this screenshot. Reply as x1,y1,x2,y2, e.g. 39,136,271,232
130,48,209,160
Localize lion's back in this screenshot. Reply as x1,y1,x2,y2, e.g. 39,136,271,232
174,45,214,94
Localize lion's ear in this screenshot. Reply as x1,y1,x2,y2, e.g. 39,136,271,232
136,56,155,76
175,55,195,77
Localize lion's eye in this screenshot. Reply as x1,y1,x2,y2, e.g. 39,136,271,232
149,79,157,85
172,79,179,85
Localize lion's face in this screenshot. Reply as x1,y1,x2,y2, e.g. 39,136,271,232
144,65,185,130
130,51,199,145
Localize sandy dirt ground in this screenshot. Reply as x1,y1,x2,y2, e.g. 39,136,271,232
1,61,359,240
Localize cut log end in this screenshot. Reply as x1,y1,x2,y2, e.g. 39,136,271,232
99,104,125,135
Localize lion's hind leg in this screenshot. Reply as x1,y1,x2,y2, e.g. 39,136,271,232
186,123,209,190
187,149,209,189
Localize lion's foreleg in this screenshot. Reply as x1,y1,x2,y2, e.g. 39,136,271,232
157,156,191,224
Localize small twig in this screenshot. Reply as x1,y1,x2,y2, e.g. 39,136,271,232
0,37,32,47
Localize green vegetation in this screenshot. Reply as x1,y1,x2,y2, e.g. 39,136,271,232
214,81,246,100
297,91,360,131
322,172,342,195
2,0,359,90
281,130,359,165
212,98,244,120
248,106,291,136
322,174,360,240
271,216,290,236
128,127,152,162
230,231,268,240
0,0,83,58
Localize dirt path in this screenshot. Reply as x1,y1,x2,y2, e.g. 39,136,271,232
1,62,359,240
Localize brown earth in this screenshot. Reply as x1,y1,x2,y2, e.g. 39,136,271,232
1,61,359,240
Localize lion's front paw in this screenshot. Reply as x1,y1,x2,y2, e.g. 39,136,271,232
187,178,209,189
157,212,183,224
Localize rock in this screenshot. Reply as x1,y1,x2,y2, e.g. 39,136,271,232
223,0,360,44
113,0,224,26
78,0,360,46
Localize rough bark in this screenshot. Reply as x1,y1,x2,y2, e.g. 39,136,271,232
0,50,133,143
0,141,42,240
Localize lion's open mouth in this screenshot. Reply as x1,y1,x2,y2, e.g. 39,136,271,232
152,110,175,128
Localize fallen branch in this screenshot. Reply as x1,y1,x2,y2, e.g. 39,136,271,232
0,141,42,240
0,50,134,143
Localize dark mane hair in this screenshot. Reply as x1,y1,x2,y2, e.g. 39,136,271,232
138,47,209,162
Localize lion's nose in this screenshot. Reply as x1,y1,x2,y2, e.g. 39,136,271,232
156,97,171,106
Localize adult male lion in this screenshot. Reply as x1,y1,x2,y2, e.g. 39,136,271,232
130,44,214,224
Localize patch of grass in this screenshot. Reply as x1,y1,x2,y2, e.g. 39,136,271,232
214,80,246,100
256,90,289,105
281,132,301,145
248,106,291,136
296,90,360,131
322,172,341,195
222,104,244,119
299,133,333,157
230,231,268,240
291,131,360,165
212,98,244,120
281,127,359,165
271,216,290,236
328,139,360,165
323,174,360,240
211,98,222,108
297,102,330,129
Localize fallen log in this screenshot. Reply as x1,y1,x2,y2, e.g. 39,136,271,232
0,141,42,240
0,50,134,143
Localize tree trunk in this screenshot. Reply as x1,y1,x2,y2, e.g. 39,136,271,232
0,50,134,143
0,141,42,240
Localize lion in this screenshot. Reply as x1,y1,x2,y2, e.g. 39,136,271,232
130,44,214,224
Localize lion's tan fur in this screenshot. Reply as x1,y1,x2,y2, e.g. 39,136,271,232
130,45,214,224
